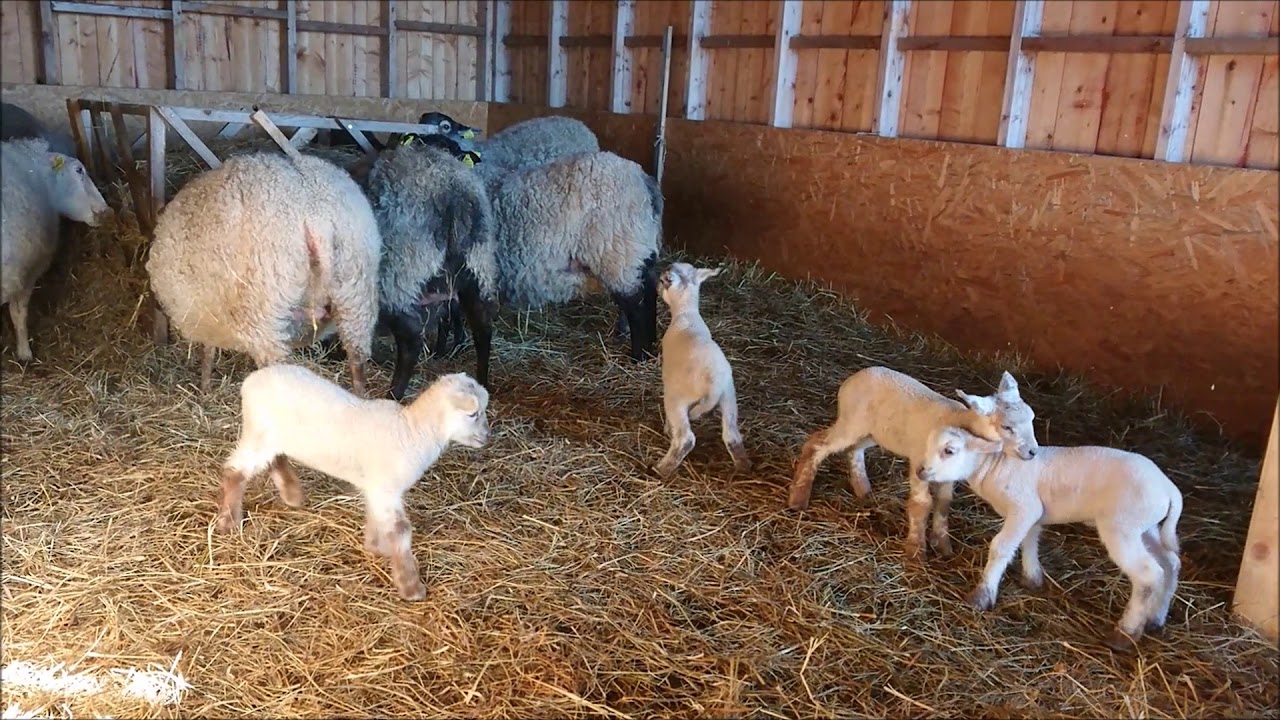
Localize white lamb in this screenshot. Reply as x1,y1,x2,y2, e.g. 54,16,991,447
215,364,490,600
917,426,1184,651
788,366,1039,561
1,138,108,362
652,262,749,477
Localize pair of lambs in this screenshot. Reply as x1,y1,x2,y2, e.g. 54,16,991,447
2,136,109,364
788,365,1184,651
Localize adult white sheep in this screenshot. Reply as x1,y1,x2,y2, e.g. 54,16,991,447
145,151,381,394
215,364,490,601
653,262,750,477
463,149,663,389
1,138,108,362
916,425,1183,651
787,366,1039,562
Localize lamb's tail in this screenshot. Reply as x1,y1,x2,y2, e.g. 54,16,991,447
1159,487,1182,555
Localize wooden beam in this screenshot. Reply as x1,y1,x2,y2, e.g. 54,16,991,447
493,0,512,102
1234,399,1280,642
394,20,484,36
288,126,319,148
503,34,546,47
76,107,100,178
700,34,775,49
285,0,297,94
611,0,636,114
89,108,114,183
1019,34,1172,54
250,110,303,160
38,1,60,85
161,106,453,134
171,0,186,91
64,99,88,168
899,35,1010,53
790,34,879,50
1156,0,1212,163
182,2,285,19
146,107,169,345
295,19,386,36
477,0,491,101
625,34,688,48
108,104,151,239
384,0,398,97
1185,35,1280,56
548,0,568,107
217,121,245,139
333,118,377,155
871,0,910,137
49,1,169,19
769,0,803,128
997,0,1044,148
684,0,712,120
560,34,613,48
156,106,222,170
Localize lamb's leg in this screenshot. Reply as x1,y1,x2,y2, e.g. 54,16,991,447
269,455,305,508
966,510,1041,609
1142,527,1179,633
654,398,695,478
928,481,957,557
368,496,427,601
384,308,426,401
215,441,273,533
1099,525,1164,651
199,345,216,393
846,438,877,499
457,272,495,390
717,388,751,474
788,420,866,511
904,471,934,563
1019,522,1046,591
8,290,33,363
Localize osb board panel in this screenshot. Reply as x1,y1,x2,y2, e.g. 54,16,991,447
1,82,487,158
488,102,1280,450
1,0,41,85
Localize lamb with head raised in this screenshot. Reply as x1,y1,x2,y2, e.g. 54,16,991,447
1,138,108,362
652,262,750,477
215,365,490,600
917,425,1183,651
787,366,1039,561
145,151,382,394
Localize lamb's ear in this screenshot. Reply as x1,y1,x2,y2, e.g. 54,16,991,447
997,371,1021,400
454,391,480,415
963,432,1004,455
955,390,997,415
695,267,722,283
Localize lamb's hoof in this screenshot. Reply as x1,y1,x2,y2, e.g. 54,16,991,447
1019,573,1047,593
214,511,240,534
397,580,428,601
730,450,752,475
930,534,955,558
966,585,997,611
903,541,925,565
278,489,305,509
1145,617,1167,635
1105,628,1138,652
652,462,676,479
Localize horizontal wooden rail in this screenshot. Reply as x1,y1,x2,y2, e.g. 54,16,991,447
700,34,775,49
50,1,168,20
899,33,1276,55
790,34,880,50
1185,36,1279,55
899,35,1007,52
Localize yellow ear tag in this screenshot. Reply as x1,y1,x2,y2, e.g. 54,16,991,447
462,129,475,140
462,155,474,167
400,134,415,146
51,155,65,171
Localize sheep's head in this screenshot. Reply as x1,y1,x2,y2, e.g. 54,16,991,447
48,152,108,226
917,426,1004,485
659,262,721,309
419,372,491,449
954,371,1038,461
417,111,480,143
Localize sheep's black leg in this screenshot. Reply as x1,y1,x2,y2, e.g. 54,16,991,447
456,271,495,390
640,252,659,358
449,299,465,348
385,308,426,401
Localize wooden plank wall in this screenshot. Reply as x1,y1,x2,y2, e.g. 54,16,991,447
496,0,1278,170
0,0,484,100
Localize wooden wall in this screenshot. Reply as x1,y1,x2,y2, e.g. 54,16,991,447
0,0,484,100
501,0,1279,170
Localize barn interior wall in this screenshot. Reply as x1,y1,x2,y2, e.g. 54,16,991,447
488,100,1279,451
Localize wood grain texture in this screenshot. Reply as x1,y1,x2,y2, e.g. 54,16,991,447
490,101,1280,450
1234,398,1279,641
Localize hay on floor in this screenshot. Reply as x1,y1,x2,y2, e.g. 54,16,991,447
1,144,1276,719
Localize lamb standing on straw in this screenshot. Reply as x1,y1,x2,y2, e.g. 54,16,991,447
145,152,382,394
1,138,108,363
215,364,491,600
652,262,750,477
916,425,1183,651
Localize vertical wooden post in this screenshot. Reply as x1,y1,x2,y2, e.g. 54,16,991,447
997,0,1044,148
38,1,61,85
871,0,910,137
493,0,512,102
548,0,569,107
1156,0,1212,163
654,25,674,183
1234,399,1280,643
171,0,186,90
285,0,298,93
611,0,636,114
477,0,491,101
769,0,803,128
385,0,399,98
684,0,712,120
147,107,170,346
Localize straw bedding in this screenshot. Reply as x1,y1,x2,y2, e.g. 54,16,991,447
1,141,1276,719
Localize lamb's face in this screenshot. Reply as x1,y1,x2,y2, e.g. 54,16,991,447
954,370,1039,461
432,373,490,449
917,427,1002,484
659,262,721,308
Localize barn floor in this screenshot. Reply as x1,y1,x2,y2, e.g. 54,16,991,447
1,178,1277,719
